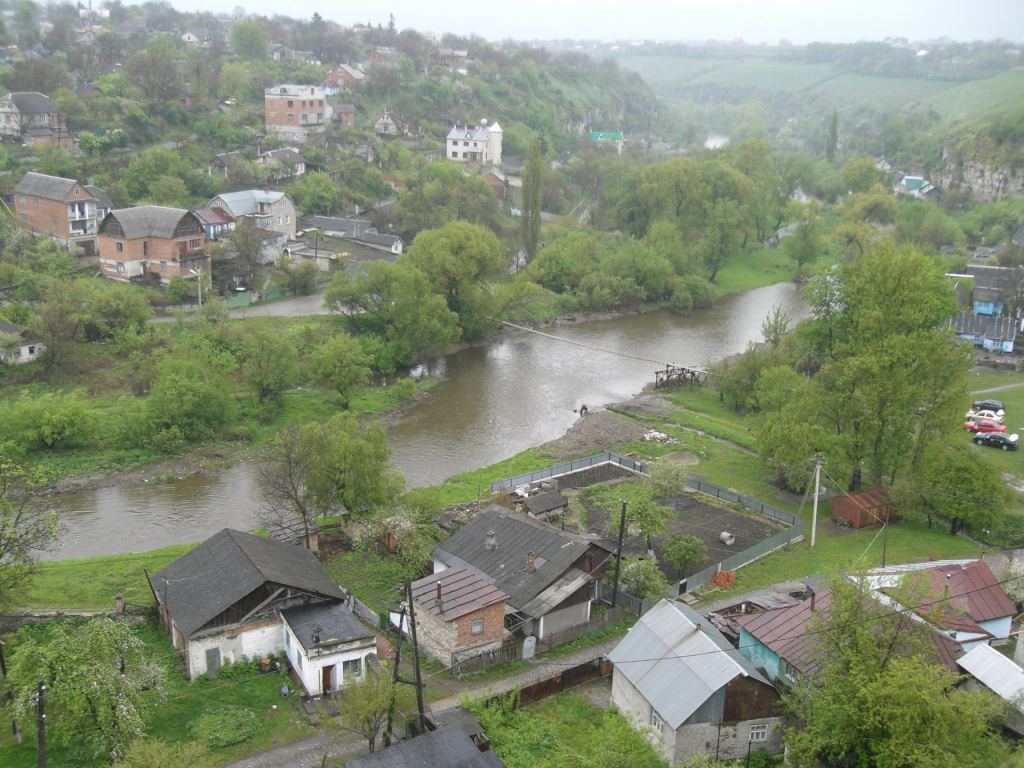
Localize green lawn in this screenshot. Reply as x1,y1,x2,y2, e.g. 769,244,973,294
924,70,1024,124
660,385,760,450
0,621,313,768
711,246,796,297
321,551,407,614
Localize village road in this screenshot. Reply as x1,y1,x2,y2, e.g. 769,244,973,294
971,381,1024,395
224,729,367,768
150,292,330,323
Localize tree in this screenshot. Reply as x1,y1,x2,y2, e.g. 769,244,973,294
242,328,299,406
144,350,235,447
781,200,824,276
310,333,371,408
520,138,543,265
661,535,708,579
339,670,401,753
8,618,167,761
621,558,670,599
231,20,269,60
627,499,674,552
119,739,208,768
0,455,57,609
783,576,1004,768
259,413,402,545
408,221,506,340
225,218,270,288
825,109,838,164
696,199,743,283
32,278,88,373
286,172,342,215
12,390,97,451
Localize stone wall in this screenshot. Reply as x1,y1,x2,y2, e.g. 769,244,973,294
556,463,637,490
935,145,1024,203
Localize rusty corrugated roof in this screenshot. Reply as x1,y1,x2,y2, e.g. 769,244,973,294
411,566,508,622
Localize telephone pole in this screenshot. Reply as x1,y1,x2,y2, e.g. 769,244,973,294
36,680,46,768
611,501,628,607
404,583,426,734
384,605,406,748
810,453,823,548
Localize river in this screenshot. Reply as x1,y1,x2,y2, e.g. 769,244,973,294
46,282,809,560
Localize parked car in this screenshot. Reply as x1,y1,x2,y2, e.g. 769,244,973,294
966,409,1005,423
974,432,1019,450
973,398,1006,414
964,418,1007,433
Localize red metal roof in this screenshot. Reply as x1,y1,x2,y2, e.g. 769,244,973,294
193,206,235,226
921,560,1015,624
411,566,508,623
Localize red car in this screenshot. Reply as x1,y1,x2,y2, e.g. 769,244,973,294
964,418,1007,434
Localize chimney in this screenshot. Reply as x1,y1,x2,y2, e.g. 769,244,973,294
312,624,322,646
436,580,443,610
485,530,497,551
527,551,536,573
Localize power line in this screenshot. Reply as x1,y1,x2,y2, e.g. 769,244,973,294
500,320,681,368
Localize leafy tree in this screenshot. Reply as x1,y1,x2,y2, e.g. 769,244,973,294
783,575,1004,768
325,261,460,371
35,147,78,178
32,278,88,373
338,670,402,753
696,199,743,282
119,739,208,768
276,256,319,296
242,328,299,406
12,390,97,451
649,460,690,498
627,499,674,552
0,455,56,609
520,138,543,265
259,413,402,544
231,20,270,60
80,279,153,341
621,557,670,599
8,618,167,762
661,535,708,578
781,200,824,276
310,333,371,408
144,350,235,447
143,174,192,208
389,162,499,239
408,221,506,340
225,218,270,289
286,172,342,215
841,157,887,193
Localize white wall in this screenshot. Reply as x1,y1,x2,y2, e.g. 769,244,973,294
283,621,375,696
981,616,1012,640
187,620,286,679
611,670,672,763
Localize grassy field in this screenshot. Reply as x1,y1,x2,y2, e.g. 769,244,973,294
711,246,797,297
962,367,1024,481
924,70,1024,124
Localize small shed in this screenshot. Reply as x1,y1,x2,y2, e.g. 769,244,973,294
832,487,896,529
521,490,568,522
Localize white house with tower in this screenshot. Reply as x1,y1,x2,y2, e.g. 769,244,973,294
446,119,502,167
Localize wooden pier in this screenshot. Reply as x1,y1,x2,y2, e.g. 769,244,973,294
654,364,713,389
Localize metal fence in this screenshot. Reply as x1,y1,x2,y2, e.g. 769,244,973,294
489,451,649,493
684,522,805,592
684,477,798,526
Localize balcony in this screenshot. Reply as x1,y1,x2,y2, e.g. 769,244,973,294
69,219,96,237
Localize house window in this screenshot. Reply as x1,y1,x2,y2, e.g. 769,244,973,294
17,195,24,205
287,113,294,120
296,654,303,671
284,629,290,648
749,724,768,743
115,241,124,252
650,709,665,734
343,658,362,680
287,100,294,107
160,261,167,271
116,263,124,273
189,239,201,249
463,141,469,146
471,619,485,635
74,188,80,196
451,152,457,158
28,345,35,355
142,241,148,256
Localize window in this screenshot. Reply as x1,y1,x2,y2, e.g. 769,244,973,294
451,151,457,158
296,654,303,671
17,195,25,205
277,216,282,224
343,658,362,680
287,100,294,107
189,239,201,249
284,629,290,648
115,241,124,253
160,261,167,272
74,188,80,196
749,724,768,743
463,141,469,146
471,619,484,635
650,709,665,733
116,263,125,273
287,113,294,120
142,241,148,256
28,345,35,355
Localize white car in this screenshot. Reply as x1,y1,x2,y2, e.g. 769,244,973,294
966,409,1004,423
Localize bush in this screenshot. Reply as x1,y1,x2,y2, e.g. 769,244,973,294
189,705,260,747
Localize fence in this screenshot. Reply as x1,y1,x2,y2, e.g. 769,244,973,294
684,523,804,592
227,292,252,308
451,636,522,677
483,658,613,708
684,477,798,526
596,580,659,618
534,603,632,653
490,451,649,493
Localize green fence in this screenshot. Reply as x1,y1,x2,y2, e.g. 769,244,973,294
227,292,252,308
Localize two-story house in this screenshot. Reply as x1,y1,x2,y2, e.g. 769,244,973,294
264,84,332,144
208,190,297,239
13,172,108,256
98,206,209,284
256,147,306,183
446,120,502,167
0,92,68,146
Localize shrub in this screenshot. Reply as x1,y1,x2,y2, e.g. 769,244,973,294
189,705,260,747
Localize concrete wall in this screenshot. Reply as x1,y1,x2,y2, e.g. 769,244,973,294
612,670,672,762
672,719,784,764
283,621,375,696
186,615,282,679
0,341,43,365
538,599,589,639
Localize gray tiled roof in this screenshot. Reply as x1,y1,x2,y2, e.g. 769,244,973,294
433,506,593,611
281,601,373,652
345,727,506,768
150,528,345,637
0,320,27,336
101,206,193,240
84,185,111,211
14,172,81,201
6,91,58,114
211,190,287,216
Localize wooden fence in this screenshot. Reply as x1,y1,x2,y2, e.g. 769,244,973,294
535,604,631,653
483,657,613,709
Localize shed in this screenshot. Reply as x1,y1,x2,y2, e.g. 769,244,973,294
831,487,896,529
522,491,568,521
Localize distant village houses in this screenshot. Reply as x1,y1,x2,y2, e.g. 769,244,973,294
209,190,298,240
0,91,69,146
98,205,209,285
13,171,110,257
264,84,331,144
446,119,502,167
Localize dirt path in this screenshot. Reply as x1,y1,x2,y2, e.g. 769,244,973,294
971,381,1024,395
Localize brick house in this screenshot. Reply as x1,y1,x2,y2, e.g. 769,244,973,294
150,528,351,681
0,92,69,146
264,84,332,143
432,506,610,641
98,206,209,284
13,172,107,256
409,566,509,667
322,65,364,94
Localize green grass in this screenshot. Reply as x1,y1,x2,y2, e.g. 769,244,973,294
711,246,796,297
321,551,408,614
0,621,313,768
20,544,196,610
660,386,759,449
924,70,1024,124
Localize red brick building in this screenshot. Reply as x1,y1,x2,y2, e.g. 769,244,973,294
264,84,331,144
98,206,209,285
13,172,107,256
410,566,509,667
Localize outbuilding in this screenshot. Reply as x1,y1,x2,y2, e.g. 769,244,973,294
831,487,896,529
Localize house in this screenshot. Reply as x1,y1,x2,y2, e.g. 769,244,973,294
958,644,1024,735
831,487,896,529
375,112,399,137
432,506,609,641
181,30,204,45
520,490,568,522
322,64,364,94
948,312,1018,354
264,84,332,144
334,103,356,126
209,190,297,239
432,48,469,69
257,147,306,182
301,215,403,254
284,50,320,67
98,206,209,284
281,601,377,696
0,92,68,146
208,150,243,179
345,726,506,768
874,156,893,173
609,599,782,764
409,566,510,667
446,120,502,167
480,167,507,201
895,174,936,199
85,185,112,222
13,172,106,255
193,206,236,241
962,263,1019,315
590,130,624,154
366,46,398,68
0,320,43,365
150,528,351,680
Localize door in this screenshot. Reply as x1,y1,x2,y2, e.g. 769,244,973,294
322,665,334,694
206,647,221,679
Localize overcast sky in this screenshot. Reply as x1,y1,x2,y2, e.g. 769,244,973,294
164,0,1024,44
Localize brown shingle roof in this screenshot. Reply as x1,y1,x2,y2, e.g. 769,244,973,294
411,566,508,622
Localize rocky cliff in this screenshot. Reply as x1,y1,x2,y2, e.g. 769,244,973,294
936,144,1024,202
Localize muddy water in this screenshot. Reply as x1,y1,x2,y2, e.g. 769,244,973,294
47,283,809,560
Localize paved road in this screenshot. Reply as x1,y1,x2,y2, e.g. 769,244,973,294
151,292,331,323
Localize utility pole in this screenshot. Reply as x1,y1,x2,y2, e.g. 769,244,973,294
881,505,890,568
36,680,46,768
0,639,6,678
810,452,823,548
404,583,426,734
384,605,406,748
611,501,628,608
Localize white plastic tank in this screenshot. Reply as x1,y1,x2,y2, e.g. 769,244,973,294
719,531,736,546
522,635,537,659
